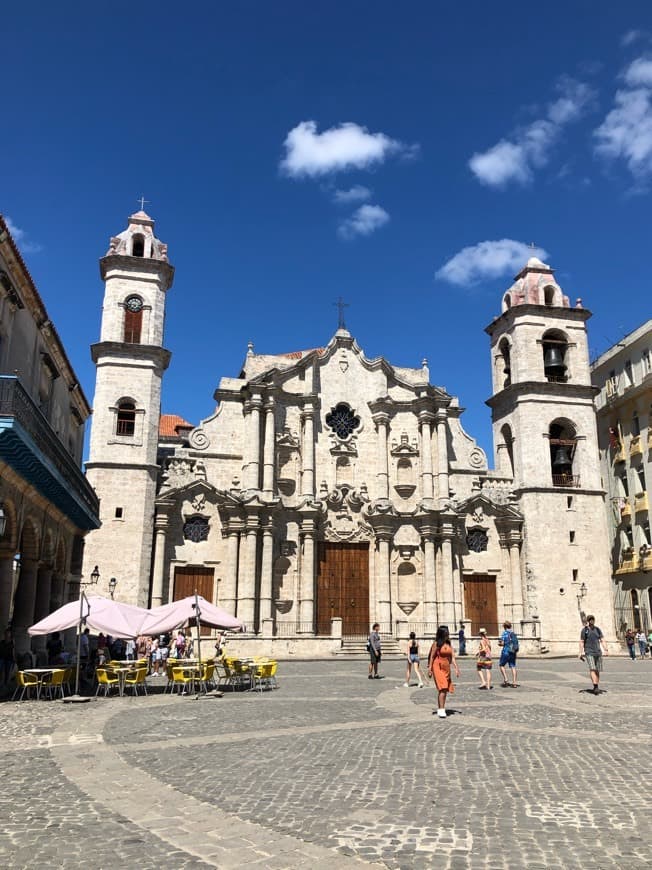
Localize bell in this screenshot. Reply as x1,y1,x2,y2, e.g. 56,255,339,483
544,345,565,371
552,446,572,469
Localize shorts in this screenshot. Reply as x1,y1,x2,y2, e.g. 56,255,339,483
369,650,381,664
500,650,517,667
585,653,602,673
409,654,419,663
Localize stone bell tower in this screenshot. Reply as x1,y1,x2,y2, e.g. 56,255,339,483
485,257,615,652
81,210,174,605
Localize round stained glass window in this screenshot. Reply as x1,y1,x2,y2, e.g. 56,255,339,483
325,403,360,440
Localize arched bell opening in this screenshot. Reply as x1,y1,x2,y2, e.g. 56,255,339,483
542,330,569,383
549,420,577,487
498,337,511,388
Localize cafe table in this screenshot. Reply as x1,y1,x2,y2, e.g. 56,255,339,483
104,665,134,697
22,668,64,700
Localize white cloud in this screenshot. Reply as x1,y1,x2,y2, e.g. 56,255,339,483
280,120,411,178
621,29,647,47
436,239,549,287
337,204,390,240
5,216,42,253
469,78,594,187
332,185,372,204
594,57,652,180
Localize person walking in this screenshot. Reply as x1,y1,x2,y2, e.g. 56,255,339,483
579,614,608,695
428,625,460,718
498,621,519,687
0,629,15,688
404,632,424,687
625,628,636,660
476,628,493,689
635,629,647,659
368,623,382,679
458,624,467,656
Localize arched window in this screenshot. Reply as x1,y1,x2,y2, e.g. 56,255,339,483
123,296,143,343
116,401,136,436
549,420,577,487
503,293,512,310
498,338,511,387
132,234,145,257
500,424,514,477
543,284,556,306
542,330,568,383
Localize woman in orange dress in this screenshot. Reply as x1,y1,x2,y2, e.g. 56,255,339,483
428,625,460,719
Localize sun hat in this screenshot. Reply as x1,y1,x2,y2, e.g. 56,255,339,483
479,628,487,634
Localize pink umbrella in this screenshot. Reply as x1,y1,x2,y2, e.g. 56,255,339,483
29,596,147,639
140,595,243,636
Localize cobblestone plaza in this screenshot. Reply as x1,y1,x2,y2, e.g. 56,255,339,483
1,656,650,869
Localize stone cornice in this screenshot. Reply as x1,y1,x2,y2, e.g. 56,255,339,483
486,379,598,409
90,341,172,371
485,302,591,337
99,253,175,290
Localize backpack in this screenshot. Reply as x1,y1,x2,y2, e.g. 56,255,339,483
509,632,519,653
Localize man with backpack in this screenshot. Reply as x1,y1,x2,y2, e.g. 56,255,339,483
579,615,608,695
499,621,519,687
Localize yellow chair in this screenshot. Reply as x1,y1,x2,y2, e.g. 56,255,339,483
13,671,39,701
199,662,215,692
124,667,148,696
43,669,67,700
267,661,278,690
95,668,120,697
170,666,196,695
231,660,253,690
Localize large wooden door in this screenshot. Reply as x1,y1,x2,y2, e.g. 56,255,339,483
316,543,369,635
463,574,498,635
173,566,214,635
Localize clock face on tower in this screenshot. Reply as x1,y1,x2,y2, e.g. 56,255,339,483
125,295,143,313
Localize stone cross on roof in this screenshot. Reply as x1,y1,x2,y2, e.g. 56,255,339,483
333,296,349,330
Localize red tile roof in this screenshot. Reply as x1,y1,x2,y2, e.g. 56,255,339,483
159,414,194,437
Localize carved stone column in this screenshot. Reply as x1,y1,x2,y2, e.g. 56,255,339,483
300,403,316,498
151,506,171,607
0,551,16,631
259,521,275,623
373,411,390,500
262,398,276,496
12,557,38,657
244,394,263,490
422,534,438,627
298,519,316,632
220,523,241,614
509,541,524,623
238,515,259,630
436,410,450,506
419,412,435,502
439,536,456,628
375,532,392,629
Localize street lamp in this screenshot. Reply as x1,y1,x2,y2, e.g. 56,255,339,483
108,577,117,599
89,565,100,586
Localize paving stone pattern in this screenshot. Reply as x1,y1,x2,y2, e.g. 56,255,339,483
1,657,651,869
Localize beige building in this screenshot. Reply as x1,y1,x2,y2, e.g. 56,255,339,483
591,320,652,634
81,213,616,654
0,215,99,660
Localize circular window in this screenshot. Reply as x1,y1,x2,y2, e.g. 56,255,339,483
125,295,143,313
325,403,360,440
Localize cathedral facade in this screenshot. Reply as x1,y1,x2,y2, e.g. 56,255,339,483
81,212,616,654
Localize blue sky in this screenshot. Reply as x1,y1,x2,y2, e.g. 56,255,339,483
2,3,652,460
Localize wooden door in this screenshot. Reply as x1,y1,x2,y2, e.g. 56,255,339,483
463,574,498,635
316,543,369,635
173,566,214,635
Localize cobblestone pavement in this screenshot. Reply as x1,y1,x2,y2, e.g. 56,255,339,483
1,656,651,869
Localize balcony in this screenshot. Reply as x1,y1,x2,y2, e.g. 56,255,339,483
552,474,580,488
634,491,649,513
615,549,637,575
0,376,99,531
620,502,632,519
630,434,643,457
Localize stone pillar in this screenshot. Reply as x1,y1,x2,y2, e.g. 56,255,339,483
12,557,38,658
422,534,438,627
150,510,170,607
374,412,390,500
301,405,316,498
259,521,274,623
298,520,315,633
0,551,15,631
49,574,65,612
32,565,53,658
244,396,263,490
439,537,456,628
220,525,240,615
436,410,450,506
262,399,276,495
376,533,392,629
238,517,259,630
419,412,434,502
510,541,524,623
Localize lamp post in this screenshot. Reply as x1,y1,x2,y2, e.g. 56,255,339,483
108,577,117,599
66,566,100,703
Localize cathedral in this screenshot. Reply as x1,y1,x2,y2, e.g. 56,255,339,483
81,211,616,655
